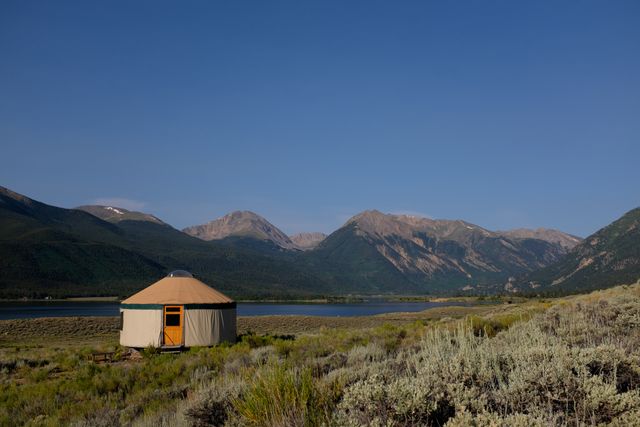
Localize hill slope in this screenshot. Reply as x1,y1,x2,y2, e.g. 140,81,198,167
519,207,640,293
0,187,165,297
290,232,327,250
498,228,582,250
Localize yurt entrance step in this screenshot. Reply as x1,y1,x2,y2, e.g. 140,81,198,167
160,345,184,353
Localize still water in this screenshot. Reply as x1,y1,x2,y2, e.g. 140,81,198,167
0,300,469,320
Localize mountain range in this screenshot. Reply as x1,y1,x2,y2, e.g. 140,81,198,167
0,186,326,299
1,185,638,298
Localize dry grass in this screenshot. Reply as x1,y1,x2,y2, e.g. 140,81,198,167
0,316,119,342
1,285,638,426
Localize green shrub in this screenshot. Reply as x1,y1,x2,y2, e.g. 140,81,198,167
184,378,245,427
334,289,640,426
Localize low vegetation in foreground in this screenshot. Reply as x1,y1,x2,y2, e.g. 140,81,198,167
1,284,639,426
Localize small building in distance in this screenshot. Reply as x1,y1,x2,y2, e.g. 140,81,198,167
119,270,236,348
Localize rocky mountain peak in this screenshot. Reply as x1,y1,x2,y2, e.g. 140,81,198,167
75,205,165,225
183,211,297,250
345,210,491,243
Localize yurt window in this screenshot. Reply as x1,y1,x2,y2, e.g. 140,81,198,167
165,313,180,326
119,312,123,330
165,307,181,326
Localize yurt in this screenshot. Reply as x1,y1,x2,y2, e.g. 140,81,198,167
119,270,236,348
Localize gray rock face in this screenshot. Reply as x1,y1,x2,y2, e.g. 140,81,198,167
290,232,327,250
183,211,297,250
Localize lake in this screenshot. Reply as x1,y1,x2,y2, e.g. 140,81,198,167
0,300,470,320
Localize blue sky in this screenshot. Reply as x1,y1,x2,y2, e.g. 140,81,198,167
1,1,638,237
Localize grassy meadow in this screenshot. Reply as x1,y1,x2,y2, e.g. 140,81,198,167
1,285,639,426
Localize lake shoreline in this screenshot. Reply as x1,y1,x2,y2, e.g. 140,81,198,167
0,300,519,340
0,299,478,321
0,295,503,303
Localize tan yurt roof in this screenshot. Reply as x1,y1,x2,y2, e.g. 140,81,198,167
121,271,234,306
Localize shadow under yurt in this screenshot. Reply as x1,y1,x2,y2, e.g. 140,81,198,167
119,270,236,348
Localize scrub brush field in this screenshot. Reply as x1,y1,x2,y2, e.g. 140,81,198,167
1,284,639,426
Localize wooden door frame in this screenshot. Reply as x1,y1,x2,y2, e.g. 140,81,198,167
163,305,184,346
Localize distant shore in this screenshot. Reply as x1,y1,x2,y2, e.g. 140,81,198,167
0,296,121,302
0,295,520,304
0,296,367,303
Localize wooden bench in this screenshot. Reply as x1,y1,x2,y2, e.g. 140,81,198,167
89,352,115,363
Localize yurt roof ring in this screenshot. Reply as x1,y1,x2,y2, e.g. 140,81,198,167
168,270,193,278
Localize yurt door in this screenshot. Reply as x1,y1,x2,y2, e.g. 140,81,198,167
163,306,183,346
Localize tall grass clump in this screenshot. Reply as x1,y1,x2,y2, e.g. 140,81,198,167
233,364,320,426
